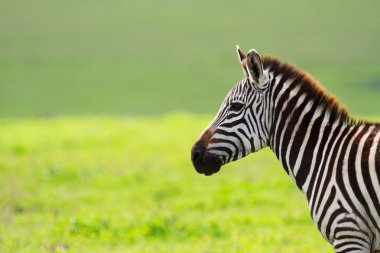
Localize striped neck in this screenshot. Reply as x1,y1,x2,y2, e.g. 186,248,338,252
263,57,359,193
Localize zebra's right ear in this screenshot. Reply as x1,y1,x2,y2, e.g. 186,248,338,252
246,49,265,85
236,45,248,76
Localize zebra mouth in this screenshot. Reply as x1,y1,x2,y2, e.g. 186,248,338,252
191,141,223,176
192,153,222,176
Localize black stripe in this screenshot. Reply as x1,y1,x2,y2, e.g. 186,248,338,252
314,125,350,214
317,185,336,231
296,109,325,188
346,125,379,231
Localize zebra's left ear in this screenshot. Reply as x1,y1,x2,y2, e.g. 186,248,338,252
236,45,249,76
246,49,267,85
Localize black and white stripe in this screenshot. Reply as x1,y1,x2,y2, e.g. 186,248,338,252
191,47,380,253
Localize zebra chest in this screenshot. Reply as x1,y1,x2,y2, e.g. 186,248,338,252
308,189,380,251
308,195,341,243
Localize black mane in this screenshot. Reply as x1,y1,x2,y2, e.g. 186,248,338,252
262,56,361,125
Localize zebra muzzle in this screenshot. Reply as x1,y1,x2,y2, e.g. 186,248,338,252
191,139,222,176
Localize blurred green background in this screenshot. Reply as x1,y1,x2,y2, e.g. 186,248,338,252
1,0,380,117
1,1,380,252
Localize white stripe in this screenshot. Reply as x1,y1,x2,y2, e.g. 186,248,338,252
354,126,380,230
284,100,314,181
318,126,356,238
293,103,323,176
218,124,252,152
302,109,330,193
341,125,366,215
309,120,345,217
369,129,380,213
271,79,297,150
277,93,305,165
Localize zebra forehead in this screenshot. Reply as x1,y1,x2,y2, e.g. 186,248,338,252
229,79,251,98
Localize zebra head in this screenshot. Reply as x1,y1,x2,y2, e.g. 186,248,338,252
191,46,270,176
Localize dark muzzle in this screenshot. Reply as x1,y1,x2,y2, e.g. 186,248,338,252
191,138,222,176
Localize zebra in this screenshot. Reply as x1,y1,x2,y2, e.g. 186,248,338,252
191,46,380,253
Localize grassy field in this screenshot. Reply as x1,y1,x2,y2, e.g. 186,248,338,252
1,1,380,252
1,0,380,117
0,114,335,252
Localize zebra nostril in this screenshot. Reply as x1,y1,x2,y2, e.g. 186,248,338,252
192,150,201,163
191,138,222,175
191,139,206,164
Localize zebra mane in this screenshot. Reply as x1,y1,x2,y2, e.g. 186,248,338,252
262,56,359,125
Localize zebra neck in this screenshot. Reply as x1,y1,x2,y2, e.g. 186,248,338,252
262,59,360,195
268,86,352,194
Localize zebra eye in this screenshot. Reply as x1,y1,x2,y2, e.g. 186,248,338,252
230,102,244,112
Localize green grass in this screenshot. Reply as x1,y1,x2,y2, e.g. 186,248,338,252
1,1,379,252
0,114,334,252
1,0,380,117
